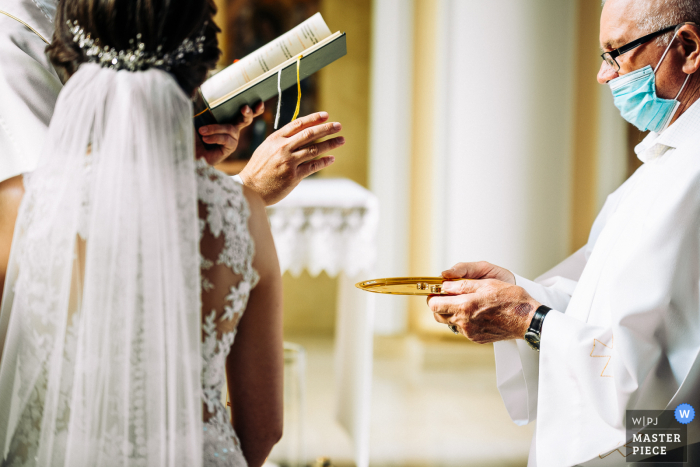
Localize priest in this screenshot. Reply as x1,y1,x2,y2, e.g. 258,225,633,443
0,0,344,299
429,0,700,465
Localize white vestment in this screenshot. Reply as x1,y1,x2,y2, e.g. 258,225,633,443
0,0,60,182
495,100,700,467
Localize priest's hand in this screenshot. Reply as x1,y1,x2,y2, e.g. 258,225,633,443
441,261,516,284
238,111,345,206
427,279,540,344
195,102,265,165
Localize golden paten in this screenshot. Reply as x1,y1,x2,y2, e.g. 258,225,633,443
355,277,469,296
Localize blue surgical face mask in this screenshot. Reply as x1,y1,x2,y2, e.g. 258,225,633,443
609,32,690,133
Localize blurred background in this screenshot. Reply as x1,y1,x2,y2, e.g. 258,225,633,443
211,0,644,465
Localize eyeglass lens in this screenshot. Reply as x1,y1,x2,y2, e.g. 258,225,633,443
603,54,619,71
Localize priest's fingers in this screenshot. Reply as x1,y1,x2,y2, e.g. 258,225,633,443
429,303,505,342
428,294,477,317
442,262,491,279
433,315,501,343
442,261,516,284
287,122,342,150
292,136,345,163
297,156,336,179
449,318,509,343
464,321,514,343
441,278,494,295
432,310,453,324
280,111,329,137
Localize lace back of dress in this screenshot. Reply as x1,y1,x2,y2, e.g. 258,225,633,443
196,160,258,467
0,64,203,467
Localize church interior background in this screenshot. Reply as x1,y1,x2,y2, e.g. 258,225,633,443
210,0,641,465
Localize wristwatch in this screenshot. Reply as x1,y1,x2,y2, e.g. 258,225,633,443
524,305,552,351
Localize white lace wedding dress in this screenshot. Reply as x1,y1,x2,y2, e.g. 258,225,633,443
0,161,256,467
0,64,258,467
197,159,258,467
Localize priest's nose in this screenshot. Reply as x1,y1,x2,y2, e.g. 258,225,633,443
598,60,619,84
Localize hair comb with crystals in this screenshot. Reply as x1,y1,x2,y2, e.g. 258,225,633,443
68,20,207,72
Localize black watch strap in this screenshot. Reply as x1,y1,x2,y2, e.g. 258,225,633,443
524,305,552,351
528,305,552,335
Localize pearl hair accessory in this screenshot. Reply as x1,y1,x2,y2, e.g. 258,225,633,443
68,20,207,71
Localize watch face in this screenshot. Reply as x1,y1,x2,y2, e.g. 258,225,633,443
524,331,540,350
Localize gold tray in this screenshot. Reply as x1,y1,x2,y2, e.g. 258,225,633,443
355,276,468,296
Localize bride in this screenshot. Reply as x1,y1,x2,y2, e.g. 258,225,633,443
0,0,283,466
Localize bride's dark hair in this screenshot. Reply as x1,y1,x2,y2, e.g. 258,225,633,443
48,0,221,97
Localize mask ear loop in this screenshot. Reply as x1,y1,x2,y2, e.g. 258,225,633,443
655,26,691,101
654,25,691,124
654,28,680,74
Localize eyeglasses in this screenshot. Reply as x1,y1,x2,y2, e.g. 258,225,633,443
601,24,680,71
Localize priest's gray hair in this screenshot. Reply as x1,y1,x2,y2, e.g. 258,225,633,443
602,0,700,45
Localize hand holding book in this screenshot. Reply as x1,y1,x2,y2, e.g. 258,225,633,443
195,102,265,166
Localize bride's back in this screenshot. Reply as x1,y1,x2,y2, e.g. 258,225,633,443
0,0,283,466
196,161,283,467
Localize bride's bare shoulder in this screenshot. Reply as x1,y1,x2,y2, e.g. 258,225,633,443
240,184,272,266
195,160,274,272
240,184,265,222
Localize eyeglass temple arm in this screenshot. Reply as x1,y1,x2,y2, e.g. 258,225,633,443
610,24,681,59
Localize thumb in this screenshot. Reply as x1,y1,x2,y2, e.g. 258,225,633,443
441,265,462,279
442,262,484,279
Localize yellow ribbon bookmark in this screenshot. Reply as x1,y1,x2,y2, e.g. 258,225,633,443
291,55,303,121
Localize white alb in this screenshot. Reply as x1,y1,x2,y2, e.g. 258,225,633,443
0,0,61,182
494,99,700,466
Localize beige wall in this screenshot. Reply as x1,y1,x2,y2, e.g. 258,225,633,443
317,0,372,188
212,0,229,69
570,0,604,252
408,0,442,334
281,272,337,335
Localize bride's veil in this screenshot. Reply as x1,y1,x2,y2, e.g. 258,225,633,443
0,63,203,466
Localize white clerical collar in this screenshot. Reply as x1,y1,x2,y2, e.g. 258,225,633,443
0,0,56,43
635,98,700,163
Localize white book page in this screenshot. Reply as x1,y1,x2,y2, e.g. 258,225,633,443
207,31,341,108
202,12,332,103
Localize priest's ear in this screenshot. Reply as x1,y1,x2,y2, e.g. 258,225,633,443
678,23,700,75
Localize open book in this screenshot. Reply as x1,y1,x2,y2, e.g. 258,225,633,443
195,13,346,128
